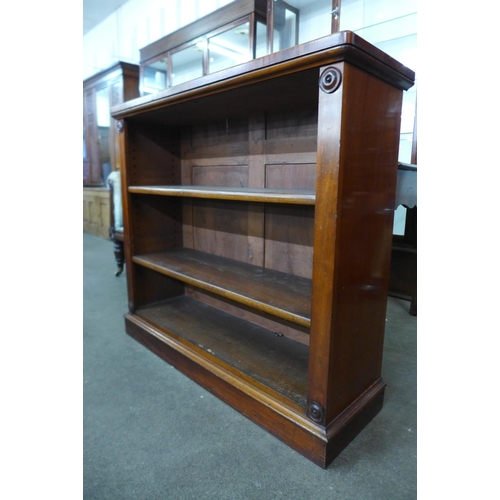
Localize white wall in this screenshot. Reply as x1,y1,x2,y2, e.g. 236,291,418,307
83,0,234,80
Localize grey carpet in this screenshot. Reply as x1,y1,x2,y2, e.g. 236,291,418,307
83,232,416,499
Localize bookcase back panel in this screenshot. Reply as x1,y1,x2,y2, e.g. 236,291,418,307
134,266,185,308
265,107,318,140
192,199,264,266
190,117,249,147
192,164,250,187
264,204,314,279
127,123,181,186
264,163,315,278
131,195,183,255
185,287,310,346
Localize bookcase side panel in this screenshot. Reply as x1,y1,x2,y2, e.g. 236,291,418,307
328,63,404,415
310,62,404,423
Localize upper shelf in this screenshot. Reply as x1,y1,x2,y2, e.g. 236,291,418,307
129,185,316,205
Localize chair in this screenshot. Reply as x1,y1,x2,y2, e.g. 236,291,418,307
107,171,124,276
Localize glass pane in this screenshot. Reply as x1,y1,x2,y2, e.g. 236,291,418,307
340,0,417,32
273,2,297,52
255,20,268,58
272,0,333,52
95,87,111,183
208,23,252,74
393,205,407,235
171,42,204,87
142,59,167,95
398,133,414,163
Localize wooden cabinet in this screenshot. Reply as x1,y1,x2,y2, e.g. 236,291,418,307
111,31,414,468
83,187,110,238
83,62,139,186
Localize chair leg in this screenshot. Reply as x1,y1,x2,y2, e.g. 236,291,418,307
113,240,124,276
409,283,417,316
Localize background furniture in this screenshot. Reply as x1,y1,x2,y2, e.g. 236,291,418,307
138,0,343,96
83,61,138,238
107,171,124,276
83,61,140,186
390,163,417,315
83,187,110,239
112,31,414,468
389,98,417,316
139,0,267,95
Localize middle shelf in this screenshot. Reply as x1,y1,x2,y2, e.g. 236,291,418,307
128,185,316,205
133,247,312,327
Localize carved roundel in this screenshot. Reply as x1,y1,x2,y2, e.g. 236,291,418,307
319,67,342,94
307,401,324,423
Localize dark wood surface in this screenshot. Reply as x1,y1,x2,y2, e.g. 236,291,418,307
133,247,312,327
308,61,403,423
136,295,309,407
114,32,415,468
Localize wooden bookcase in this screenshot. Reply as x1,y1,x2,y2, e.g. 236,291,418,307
111,31,414,468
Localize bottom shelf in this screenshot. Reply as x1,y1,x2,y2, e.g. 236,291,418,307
125,295,387,468
135,295,309,409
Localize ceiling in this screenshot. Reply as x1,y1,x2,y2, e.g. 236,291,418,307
83,0,130,35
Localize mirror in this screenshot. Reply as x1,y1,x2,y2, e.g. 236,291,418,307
95,87,111,183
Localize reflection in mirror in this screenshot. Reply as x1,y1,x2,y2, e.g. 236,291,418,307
171,42,204,86
95,87,111,183
142,60,167,94
208,23,252,74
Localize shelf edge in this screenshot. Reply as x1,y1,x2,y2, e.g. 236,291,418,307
128,186,316,205
133,255,312,328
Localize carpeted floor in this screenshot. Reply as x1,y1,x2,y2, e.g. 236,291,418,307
83,232,416,499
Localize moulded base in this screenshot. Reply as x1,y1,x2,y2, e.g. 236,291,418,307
124,312,385,468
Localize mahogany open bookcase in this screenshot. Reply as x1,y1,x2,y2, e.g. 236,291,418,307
111,31,414,468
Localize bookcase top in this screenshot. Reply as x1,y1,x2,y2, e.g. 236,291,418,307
112,30,415,122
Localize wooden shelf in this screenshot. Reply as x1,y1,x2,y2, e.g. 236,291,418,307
133,248,312,327
129,185,316,205
134,295,309,408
